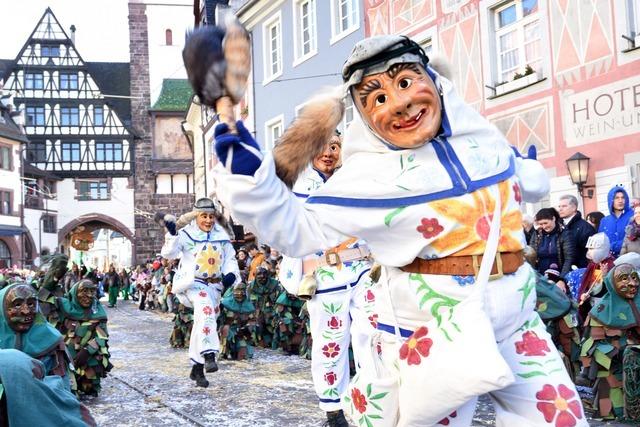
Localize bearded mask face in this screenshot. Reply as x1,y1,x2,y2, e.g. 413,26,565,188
612,264,640,300
353,63,442,149
4,284,37,332
77,282,97,308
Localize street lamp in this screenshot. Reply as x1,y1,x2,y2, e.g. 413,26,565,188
566,152,594,199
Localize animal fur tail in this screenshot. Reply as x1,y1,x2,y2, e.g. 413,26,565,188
273,86,345,188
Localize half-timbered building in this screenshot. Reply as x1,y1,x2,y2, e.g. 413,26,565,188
0,8,135,264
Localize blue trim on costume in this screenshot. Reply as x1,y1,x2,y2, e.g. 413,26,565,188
312,167,328,183
319,398,341,403
182,229,230,244
315,268,371,295
293,192,309,199
376,322,413,338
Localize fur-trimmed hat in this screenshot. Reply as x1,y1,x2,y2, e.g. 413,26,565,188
193,197,216,213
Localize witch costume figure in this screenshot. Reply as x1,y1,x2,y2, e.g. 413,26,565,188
580,263,640,420
0,283,72,389
213,35,585,426
36,254,70,328
0,349,96,427
219,282,256,360
160,197,240,388
247,267,281,348
57,279,112,397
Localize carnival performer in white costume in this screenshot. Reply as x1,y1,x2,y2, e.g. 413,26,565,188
213,36,586,426
161,198,239,388
279,134,376,427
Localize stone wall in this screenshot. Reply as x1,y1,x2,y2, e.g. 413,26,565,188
128,1,194,264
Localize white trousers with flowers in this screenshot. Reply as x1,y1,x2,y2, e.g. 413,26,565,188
307,271,377,412
187,282,223,365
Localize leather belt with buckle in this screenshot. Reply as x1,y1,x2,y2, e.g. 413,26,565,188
302,246,371,273
400,250,524,280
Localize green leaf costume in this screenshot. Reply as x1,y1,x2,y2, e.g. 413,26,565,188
248,276,282,348
272,290,305,355
169,298,194,349
219,287,256,360
57,282,112,397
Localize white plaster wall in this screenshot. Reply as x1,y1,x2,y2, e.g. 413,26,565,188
56,177,135,237
0,138,22,227
145,0,192,104
24,206,59,254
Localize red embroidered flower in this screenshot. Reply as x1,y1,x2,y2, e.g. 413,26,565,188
513,183,522,204
416,218,444,239
322,342,341,358
203,306,213,316
475,214,494,241
324,371,337,386
364,289,375,303
351,387,367,414
198,290,207,298
327,316,342,330
515,330,551,357
202,326,211,336
368,313,379,328
438,411,458,425
399,326,433,366
535,384,583,427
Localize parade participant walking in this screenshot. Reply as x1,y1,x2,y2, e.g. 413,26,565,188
278,135,375,427
105,265,120,308
248,267,281,348
161,198,239,388
213,35,585,425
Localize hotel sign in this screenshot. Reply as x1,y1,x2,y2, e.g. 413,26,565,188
562,75,640,146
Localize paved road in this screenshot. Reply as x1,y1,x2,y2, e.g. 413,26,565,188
86,299,631,426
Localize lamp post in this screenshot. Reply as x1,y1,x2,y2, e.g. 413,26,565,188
566,152,594,200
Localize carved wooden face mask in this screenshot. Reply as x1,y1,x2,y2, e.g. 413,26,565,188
612,264,640,300
4,285,37,332
77,282,97,308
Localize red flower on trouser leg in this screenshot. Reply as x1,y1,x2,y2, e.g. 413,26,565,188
399,326,433,366
416,218,444,239
351,387,367,414
513,183,522,203
368,314,378,328
327,316,342,330
438,411,458,425
202,326,211,336
364,289,375,303
202,306,213,316
322,342,340,358
515,330,551,357
535,384,583,427
324,371,337,386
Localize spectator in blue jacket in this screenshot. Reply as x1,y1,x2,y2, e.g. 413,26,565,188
598,186,633,256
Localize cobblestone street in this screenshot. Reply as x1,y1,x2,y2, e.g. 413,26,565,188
86,299,632,426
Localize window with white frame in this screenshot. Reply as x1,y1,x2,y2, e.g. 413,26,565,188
493,0,541,83
295,0,317,61
626,0,640,44
264,116,283,151
343,95,355,129
332,0,359,39
263,14,282,82
421,38,433,55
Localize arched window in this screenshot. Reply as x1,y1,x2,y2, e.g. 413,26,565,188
165,29,173,46
0,240,11,268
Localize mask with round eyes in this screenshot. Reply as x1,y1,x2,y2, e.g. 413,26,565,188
4,285,38,332
612,264,640,300
353,62,442,149
312,137,342,178
76,282,97,308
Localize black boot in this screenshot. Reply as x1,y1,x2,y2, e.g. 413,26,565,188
204,352,218,373
189,363,209,388
323,410,349,427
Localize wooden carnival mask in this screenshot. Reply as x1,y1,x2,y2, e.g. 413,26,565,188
612,264,640,300
4,284,37,332
77,281,97,309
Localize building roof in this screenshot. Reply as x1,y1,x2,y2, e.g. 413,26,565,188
86,61,132,125
23,162,60,180
0,59,14,82
150,79,193,112
0,99,29,143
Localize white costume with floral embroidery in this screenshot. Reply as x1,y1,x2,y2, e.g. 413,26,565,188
215,66,587,426
161,221,239,365
279,168,376,412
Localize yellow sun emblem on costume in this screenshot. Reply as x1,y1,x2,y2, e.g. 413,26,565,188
195,244,222,277
428,181,523,255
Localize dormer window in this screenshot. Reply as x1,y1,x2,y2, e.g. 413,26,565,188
41,45,60,57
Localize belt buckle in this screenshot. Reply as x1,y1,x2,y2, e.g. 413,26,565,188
325,249,341,267
472,252,504,281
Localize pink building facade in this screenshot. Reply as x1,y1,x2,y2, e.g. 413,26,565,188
363,0,640,215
